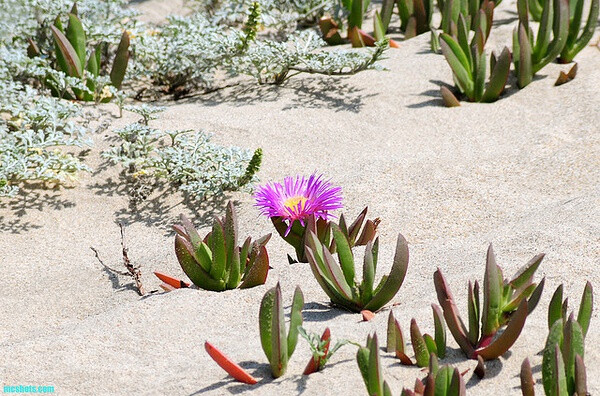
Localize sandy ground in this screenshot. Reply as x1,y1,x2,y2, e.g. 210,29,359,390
1,1,599,395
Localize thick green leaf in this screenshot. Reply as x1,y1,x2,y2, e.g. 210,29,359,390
467,281,480,345
527,277,545,314
381,0,395,31
476,299,529,360
449,367,466,396
362,240,375,304
110,31,130,89
574,354,587,395
432,304,447,358
239,245,269,289
210,218,226,281
368,334,383,396
542,320,565,396
270,284,288,378
433,269,474,357
288,286,304,356
50,25,82,78
517,24,533,88
174,235,223,291
434,366,454,395
411,319,430,367
482,47,510,103
482,244,501,337
440,33,474,95
259,286,275,359
563,316,585,393
348,0,364,29
577,281,593,337
66,13,86,68
387,311,397,353
364,233,409,311
226,247,241,288
357,346,371,391
548,284,564,330
332,224,356,290
374,12,386,41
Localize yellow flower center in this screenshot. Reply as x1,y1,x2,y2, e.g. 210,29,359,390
284,196,307,211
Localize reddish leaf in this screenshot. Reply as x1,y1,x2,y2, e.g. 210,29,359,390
205,341,258,384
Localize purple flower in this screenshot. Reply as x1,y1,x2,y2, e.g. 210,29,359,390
254,174,343,235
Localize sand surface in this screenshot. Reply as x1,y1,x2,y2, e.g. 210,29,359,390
1,1,599,395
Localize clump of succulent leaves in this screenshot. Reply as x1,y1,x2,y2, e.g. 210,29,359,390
434,244,545,360
304,224,409,312
273,207,379,263
173,202,271,291
439,9,511,106
400,354,467,396
259,283,304,378
357,333,393,396
379,0,434,39
102,105,262,201
512,0,569,88
26,3,130,102
558,0,598,62
520,282,593,396
387,305,447,368
299,326,354,375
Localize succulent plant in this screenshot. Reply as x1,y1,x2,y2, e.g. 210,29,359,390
259,283,304,378
173,202,271,291
520,283,593,396
304,227,409,312
400,354,467,396
378,0,436,39
558,0,599,62
512,0,569,88
387,306,447,367
439,11,511,105
271,207,379,264
29,3,130,101
357,333,393,396
299,326,352,375
439,0,494,36
434,244,545,360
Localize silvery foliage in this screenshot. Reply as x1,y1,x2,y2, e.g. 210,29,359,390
0,49,91,198
131,10,387,93
0,0,132,197
130,14,244,93
102,106,257,200
191,0,338,31
240,30,388,84
0,0,137,49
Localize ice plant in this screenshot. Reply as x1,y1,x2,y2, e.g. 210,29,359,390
512,0,569,88
256,174,379,263
30,3,130,101
305,228,408,312
255,173,343,233
400,354,467,396
520,283,592,396
173,202,271,291
356,333,393,396
434,244,545,360
259,283,304,378
387,305,447,367
558,0,598,63
299,327,352,375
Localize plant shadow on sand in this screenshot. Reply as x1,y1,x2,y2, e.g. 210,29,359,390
0,182,76,234
178,76,376,114
88,165,232,234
